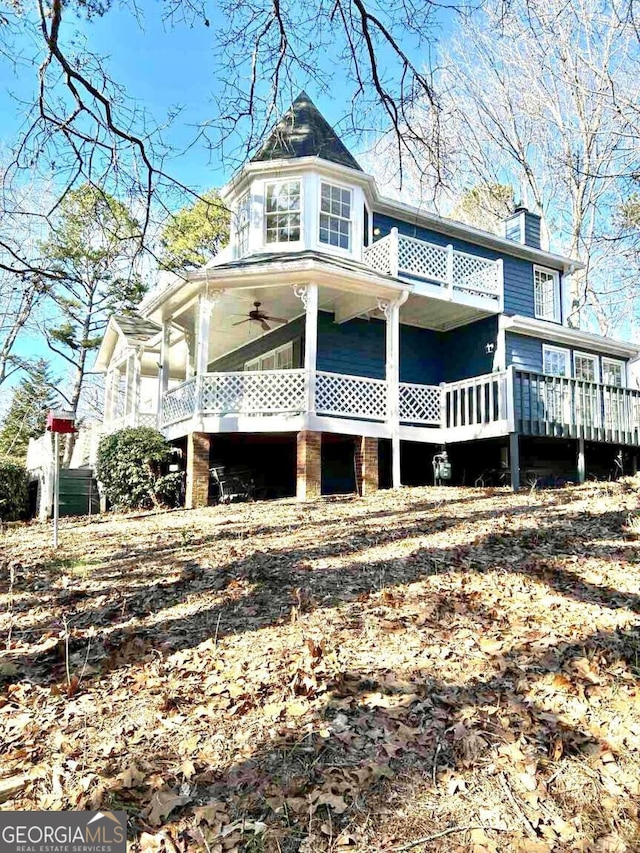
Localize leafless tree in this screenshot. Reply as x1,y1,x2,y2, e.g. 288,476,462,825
435,0,640,332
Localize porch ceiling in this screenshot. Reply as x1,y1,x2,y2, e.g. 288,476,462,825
167,283,494,368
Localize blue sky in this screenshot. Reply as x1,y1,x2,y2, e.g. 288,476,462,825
0,0,455,405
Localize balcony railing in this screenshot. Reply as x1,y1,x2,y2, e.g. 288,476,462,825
513,370,640,444
362,228,502,303
157,367,640,447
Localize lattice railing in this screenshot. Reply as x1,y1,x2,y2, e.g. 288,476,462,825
315,371,387,421
452,250,500,298
200,369,305,415
161,378,197,426
363,229,501,302
362,234,394,275
399,382,440,424
397,235,448,283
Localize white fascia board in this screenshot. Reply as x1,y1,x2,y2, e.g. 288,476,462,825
372,196,582,272
500,314,640,358
140,257,411,322
94,318,123,372
220,157,376,204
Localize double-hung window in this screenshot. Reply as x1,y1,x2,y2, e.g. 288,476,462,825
235,192,251,257
542,345,570,423
245,342,294,372
534,266,561,322
602,358,625,387
574,352,599,427
265,182,301,244
574,352,598,383
319,183,352,250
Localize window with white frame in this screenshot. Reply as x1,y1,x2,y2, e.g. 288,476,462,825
245,342,294,372
534,266,561,322
235,192,251,257
265,181,301,244
319,183,352,250
574,352,599,383
602,358,625,387
542,345,570,423
543,345,570,377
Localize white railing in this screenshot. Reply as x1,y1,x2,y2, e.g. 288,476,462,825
363,228,502,303
399,382,440,424
443,371,508,432
200,369,306,415
103,411,158,433
315,370,388,421
514,371,640,444
162,378,198,426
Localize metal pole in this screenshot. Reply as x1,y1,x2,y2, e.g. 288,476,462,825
53,432,60,549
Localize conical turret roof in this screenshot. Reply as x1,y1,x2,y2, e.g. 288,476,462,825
251,91,362,171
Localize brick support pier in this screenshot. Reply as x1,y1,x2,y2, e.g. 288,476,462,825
186,432,210,509
297,430,321,500
355,436,379,496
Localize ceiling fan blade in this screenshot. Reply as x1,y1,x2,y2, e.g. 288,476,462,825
265,316,288,324
232,319,251,326
260,320,271,332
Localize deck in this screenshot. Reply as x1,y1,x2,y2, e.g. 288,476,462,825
153,367,640,447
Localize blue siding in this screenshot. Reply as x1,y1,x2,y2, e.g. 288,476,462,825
440,316,498,381
524,213,541,250
317,313,386,378
505,333,542,372
505,332,629,375
373,211,547,319
400,325,441,384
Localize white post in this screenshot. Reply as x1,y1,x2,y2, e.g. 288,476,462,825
53,432,60,549
294,284,318,414
123,352,135,423
196,294,214,377
446,244,454,299
381,291,409,489
158,321,170,424
390,228,399,278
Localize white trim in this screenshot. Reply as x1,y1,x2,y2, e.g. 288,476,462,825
601,356,626,388
573,350,599,383
500,314,640,359
533,265,561,323
542,344,570,377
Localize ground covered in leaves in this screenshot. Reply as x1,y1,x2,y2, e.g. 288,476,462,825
2,482,640,852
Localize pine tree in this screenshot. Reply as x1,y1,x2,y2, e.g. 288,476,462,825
0,360,58,459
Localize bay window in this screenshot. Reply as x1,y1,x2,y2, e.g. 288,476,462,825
265,182,301,244
319,183,352,250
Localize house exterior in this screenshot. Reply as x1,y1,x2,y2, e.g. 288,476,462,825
92,91,640,505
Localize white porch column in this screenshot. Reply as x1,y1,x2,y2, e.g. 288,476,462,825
380,291,409,489
294,284,318,413
104,368,114,422
123,351,135,422
158,321,171,422
196,291,224,376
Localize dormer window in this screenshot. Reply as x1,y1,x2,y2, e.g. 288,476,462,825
319,183,351,250
265,181,301,243
236,191,250,257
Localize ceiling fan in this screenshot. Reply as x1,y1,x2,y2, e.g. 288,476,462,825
232,301,288,332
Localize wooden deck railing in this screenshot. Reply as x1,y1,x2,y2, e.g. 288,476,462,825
513,370,640,444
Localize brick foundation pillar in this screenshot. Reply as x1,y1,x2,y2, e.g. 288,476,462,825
297,430,321,500
186,432,210,509
355,436,379,496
